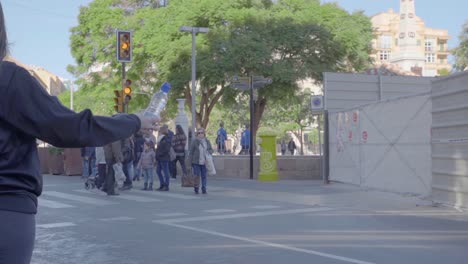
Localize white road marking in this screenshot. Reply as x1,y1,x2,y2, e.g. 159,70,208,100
75,189,161,202
43,191,115,206
39,199,75,209
99,217,135,221
251,205,281,210
204,209,237,214
136,190,197,200
159,222,375,264
37,222,76,229
115,194,161,202
154,208,332,224
155,213,188,218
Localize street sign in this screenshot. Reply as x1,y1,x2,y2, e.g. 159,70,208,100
311,95,324,111
232,76,250,83
231,76,272,90
231,76,251,90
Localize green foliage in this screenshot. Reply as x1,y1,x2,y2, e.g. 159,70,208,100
437,68,450,76
48,146,64,155
68,0,373,129
453,22,468,71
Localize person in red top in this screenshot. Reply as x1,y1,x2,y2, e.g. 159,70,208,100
0,3,158,263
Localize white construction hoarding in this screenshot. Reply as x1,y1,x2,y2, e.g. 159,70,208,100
324,72,434,112
431,72,468,208
329,93,432,196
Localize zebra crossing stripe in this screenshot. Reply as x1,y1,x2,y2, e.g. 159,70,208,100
204,209,237,213
251,205,281,210
74,189,162,202
37,222,76,229
43,191,115,206
135,190,197,200
39,198,75,209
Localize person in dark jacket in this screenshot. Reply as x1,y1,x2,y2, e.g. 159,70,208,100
133,132,145,181
0,4,159,262
172,124,188,178
156,125,171,191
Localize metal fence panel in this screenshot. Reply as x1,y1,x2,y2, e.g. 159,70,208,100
431,72,468,208
329,93,432,196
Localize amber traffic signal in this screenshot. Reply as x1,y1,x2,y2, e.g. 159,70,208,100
123,79,132,103
117,30,132,62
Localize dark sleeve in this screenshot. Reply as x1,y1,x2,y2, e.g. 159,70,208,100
1,66,140,148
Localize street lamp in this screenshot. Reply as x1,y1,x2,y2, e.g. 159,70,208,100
179,26,209,132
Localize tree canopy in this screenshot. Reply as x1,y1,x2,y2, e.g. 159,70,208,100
65,0,373,132
453,22,468,71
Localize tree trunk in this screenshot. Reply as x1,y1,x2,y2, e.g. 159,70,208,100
185,84,225,130
300,126,304,155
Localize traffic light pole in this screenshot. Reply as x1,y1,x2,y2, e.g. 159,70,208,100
249,76,254,180
122,62,127,113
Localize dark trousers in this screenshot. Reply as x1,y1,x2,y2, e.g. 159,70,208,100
97,164,107,188
105,164,117,195
122,161,133,186
0,210,35,264
173,155,187,177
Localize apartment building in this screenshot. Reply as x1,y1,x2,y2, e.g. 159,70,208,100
370,0,451,77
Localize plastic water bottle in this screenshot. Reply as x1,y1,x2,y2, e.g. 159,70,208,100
144,82,171,118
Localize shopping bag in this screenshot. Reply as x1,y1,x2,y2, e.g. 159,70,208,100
205,153,216,175
113,163,126,186
181,167,200,188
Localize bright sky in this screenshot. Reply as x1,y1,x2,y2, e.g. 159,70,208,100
2,0,466,81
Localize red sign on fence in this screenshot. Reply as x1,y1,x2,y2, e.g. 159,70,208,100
362,131,368,142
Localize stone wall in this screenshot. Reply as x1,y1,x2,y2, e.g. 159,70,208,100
211,155,322,180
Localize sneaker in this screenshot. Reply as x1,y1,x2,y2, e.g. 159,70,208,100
162,186,169,191
202,187,207,194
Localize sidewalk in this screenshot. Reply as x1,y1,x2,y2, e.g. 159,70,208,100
130,176,466,217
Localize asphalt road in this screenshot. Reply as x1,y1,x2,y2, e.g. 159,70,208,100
32,175,468,264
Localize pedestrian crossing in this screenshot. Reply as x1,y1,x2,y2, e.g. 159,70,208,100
39,188,291,217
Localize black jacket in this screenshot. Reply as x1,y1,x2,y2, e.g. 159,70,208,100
156,135,171,161
0,61,141,214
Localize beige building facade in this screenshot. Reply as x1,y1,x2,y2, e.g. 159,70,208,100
370,1,451,77
5,56,66,96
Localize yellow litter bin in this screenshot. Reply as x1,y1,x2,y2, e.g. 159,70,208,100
258,133,279,182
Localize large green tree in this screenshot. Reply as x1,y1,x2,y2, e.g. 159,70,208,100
66,0,373,132
453,22,468,71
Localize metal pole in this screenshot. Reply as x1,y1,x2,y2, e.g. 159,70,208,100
191,30,197,131
122,62,126,113
323,110,330,184
249,76,254,180
70,82,74,111
318,114,322,156
318,114,325,183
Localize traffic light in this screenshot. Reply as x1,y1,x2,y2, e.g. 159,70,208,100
117,30,132,62
114,90,124,113
123,79,132,104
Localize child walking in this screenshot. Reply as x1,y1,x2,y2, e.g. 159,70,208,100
138,141,156,191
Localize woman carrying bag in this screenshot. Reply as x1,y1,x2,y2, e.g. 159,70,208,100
189,128,213,194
